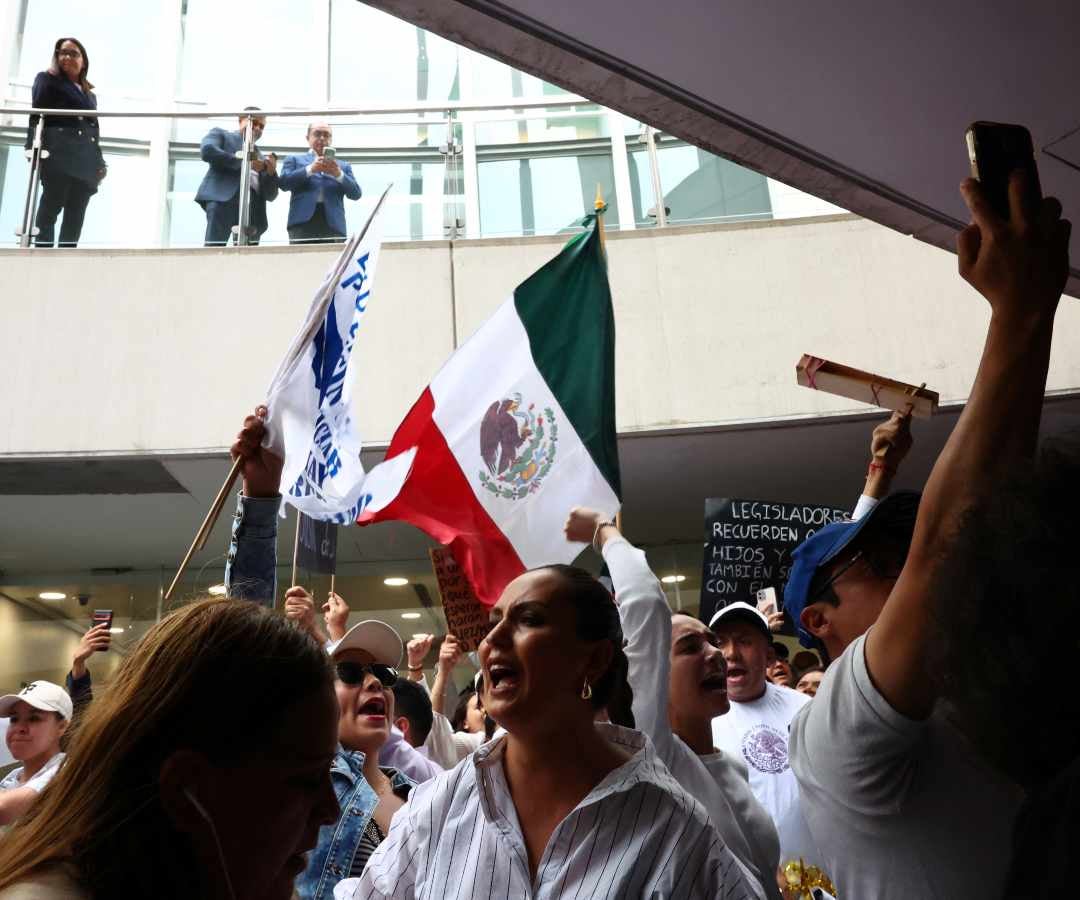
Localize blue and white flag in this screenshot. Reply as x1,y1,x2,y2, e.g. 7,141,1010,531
264,187,411,523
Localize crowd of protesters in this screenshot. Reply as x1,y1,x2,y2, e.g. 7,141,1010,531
4,45,1077,899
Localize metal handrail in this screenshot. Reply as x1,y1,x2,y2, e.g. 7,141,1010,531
0,95,598,119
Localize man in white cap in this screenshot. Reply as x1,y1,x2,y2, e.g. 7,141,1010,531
297,620,417,900
710,602,810,856
0,681,73,825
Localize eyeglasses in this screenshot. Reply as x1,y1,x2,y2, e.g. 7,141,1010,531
335,662,397,688
309,130,332,140
57,49,83,58
808,550,866,604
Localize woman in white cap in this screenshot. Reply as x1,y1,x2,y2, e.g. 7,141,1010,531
0,682,72,827
296,619,415,900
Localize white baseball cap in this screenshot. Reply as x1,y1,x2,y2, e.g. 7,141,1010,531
708,601,772,641
329,620,403,667
0,681,73,721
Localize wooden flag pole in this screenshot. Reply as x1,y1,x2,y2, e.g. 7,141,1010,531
291,510,302,589
163,455,243,603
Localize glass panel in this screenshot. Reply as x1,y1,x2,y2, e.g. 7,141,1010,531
0,140,153,248
0,141,31,246
473,110,607,147
629,140,772,227
462,48,571,101
167,149,449,246
76,150,155,247
178,0,324,105
329,1,461,105
477,151,618,238
13,0,162,100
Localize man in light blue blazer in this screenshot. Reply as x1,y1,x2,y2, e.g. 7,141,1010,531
278,122,362,244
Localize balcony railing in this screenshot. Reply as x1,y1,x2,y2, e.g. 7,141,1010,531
0,98,791,250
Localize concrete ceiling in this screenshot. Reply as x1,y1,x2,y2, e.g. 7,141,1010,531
363,0,1080,296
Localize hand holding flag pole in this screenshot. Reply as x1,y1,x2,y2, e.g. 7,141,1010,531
164,406,279,603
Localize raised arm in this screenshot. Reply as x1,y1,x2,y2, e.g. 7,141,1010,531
564,508,677,759
866,174,1070,719
430,635,462,717
851,410,914,522
224,406,284,605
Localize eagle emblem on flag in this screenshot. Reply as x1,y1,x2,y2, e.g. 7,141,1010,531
478,393,558,500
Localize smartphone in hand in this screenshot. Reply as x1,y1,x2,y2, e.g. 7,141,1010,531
91,609,113,631
965,121,1041,221
756,587,778,617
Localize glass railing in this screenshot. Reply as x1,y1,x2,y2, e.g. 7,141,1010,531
0,99,834,250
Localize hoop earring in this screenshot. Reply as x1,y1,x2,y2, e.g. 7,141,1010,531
581,678,593,701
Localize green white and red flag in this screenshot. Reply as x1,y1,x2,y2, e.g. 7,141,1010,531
357,216,621,605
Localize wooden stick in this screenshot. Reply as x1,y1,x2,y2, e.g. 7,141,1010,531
164,455,243,603
291,511,302,590
330,573,335,597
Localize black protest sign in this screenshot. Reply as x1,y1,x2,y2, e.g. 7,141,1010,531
296,513,338,576
699,497,849,626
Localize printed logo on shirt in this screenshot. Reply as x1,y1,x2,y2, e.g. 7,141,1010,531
741,724,790,774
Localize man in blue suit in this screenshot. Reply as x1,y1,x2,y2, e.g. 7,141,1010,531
195,107,279,246
278,121,361,244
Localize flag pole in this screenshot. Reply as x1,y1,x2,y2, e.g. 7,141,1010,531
291,510,302,589
594,183,607,255
163,455,243,603
593,184,621,531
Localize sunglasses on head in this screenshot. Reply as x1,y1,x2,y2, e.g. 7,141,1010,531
335,662,397,688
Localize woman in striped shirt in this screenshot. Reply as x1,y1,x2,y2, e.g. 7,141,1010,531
336,564,755,900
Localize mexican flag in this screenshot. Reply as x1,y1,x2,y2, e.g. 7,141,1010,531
357,218,621,605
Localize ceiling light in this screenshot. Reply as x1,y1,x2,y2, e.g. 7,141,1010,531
384,577,409,587
109,627,125,634
401,612,421,620
661,575,686,584
38,591,66,601
207,584,227,596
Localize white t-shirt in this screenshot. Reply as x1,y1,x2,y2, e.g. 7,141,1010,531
0,752,65,793
788,632,1025,899
711,682,810,852
605,537,779,900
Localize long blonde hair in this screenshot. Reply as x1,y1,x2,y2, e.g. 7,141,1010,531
0,599,332,897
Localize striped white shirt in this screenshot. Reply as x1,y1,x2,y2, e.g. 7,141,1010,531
335,724,755,900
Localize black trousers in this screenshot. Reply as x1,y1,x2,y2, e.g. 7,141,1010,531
204,196,264,247
288,203,344,245
35,169,95,248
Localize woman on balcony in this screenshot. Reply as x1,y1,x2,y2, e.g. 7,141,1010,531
25,37,106,248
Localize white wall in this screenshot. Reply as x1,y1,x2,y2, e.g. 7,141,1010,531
2,213,1080,457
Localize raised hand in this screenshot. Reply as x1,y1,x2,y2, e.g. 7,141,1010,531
71,623,111,679
564,506,612,546
958,173,1070,322
322,591,350,642
230,405,283,499
438,634,463,673
284,586,323,641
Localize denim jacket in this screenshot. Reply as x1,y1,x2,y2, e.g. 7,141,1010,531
296,747,414,900
224,493,280,605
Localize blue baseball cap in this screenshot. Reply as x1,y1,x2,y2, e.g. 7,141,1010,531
784,491,920,648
